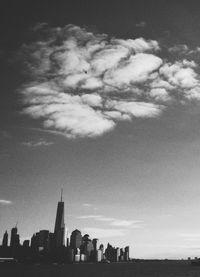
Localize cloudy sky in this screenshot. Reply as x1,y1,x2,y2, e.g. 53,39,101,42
2,0,200,258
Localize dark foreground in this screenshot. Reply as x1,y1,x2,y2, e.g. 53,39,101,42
1,261,200,277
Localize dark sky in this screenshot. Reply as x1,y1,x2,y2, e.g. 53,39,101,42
2,0,200,259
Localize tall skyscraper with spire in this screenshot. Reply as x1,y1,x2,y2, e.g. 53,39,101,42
54,189,65,247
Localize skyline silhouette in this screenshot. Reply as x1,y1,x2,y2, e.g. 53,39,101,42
0,192,130,263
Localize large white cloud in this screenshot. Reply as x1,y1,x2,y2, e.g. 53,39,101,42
19,24,200,138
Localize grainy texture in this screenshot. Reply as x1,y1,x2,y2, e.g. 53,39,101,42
1,261,200,277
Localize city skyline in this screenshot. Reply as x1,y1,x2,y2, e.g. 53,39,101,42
2,0,200,259
0,193,130,263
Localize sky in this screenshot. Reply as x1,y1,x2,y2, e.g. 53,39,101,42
2,0,200,259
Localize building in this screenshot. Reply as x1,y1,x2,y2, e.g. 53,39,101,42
81,234,94,258
115,247,120,262
91,238,100,262
23,240,30,248
124,246,130,261
99,244,104,261
47,232,55,252
119,248,124,261
30,234,38,250
36,230,49,252
10,226,20,248
92,238,98,251
54,190,65,248
70,229,82,249
2,231,8,247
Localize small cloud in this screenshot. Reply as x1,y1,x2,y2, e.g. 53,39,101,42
110,219,143,227
0,200,12,205
31,22,48,32
96,216,115,222
135,21,146,28
82,227,125,238
82,203,99,211
78,215,115,221
77,215,103,219
82,203,92,207
29,127,66,137
21,139,54,147
168,44,189,54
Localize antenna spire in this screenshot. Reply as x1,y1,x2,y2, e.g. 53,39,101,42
61,187,63,202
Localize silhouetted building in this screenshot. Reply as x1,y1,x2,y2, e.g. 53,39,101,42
47,232,55,252
91,238,99,262
92,238,98,251
10,226,20,248
23,240,30,248
125,246,130,261
105,243,125,262
99,244,104,261
120,248,124,261
81,234,94,258
105,243,115,262
70,229,82,249
31,234,38,250
54,190,65,247
2,231,8,247
36,230,49,252
99,244,104,252
116,247,120,262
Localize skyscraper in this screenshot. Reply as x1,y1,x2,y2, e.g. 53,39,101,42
54,189,65,247
81,234,94,257
10,226,20,248
2,230,8,247
70,229,82,249
36,230,49,251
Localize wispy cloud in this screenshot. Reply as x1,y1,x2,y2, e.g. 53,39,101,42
29,127,66,137
82,227,125,238
135,21,146,28
17,24,200,139
82,203,92,207
0,199,12,205
110,219,143,227
77,214,143,228
179,233,200,241
21,139,54,147
78,215,103,220
82,203,98,211
95,216,115,222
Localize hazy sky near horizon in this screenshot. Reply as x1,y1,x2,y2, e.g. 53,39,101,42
2,0,200,259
